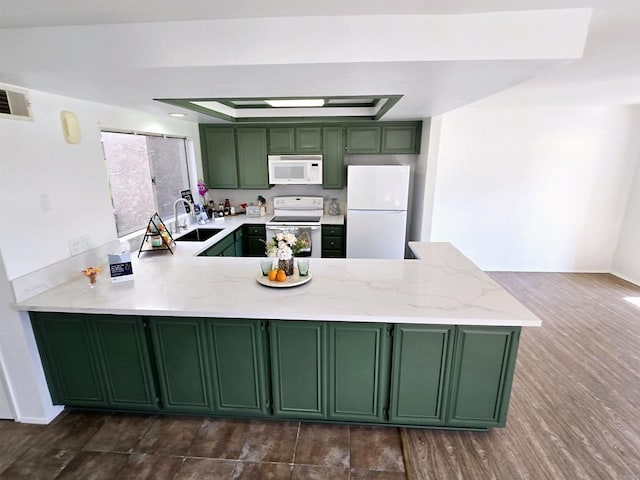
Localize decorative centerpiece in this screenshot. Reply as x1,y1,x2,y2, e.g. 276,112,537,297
82,266,102,288
264,232,306,277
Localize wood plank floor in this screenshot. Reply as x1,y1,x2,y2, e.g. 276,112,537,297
401,273,640,480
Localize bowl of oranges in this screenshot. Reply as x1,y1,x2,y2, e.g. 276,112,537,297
256,264,312,288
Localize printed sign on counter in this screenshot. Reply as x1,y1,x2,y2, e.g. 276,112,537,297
109,252,133,283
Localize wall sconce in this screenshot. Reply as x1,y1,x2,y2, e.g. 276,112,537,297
60,111,81,144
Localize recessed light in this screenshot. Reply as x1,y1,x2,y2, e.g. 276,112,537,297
265,99,325,108
169,113,186,117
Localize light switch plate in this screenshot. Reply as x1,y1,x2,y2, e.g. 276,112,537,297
69,235,90,256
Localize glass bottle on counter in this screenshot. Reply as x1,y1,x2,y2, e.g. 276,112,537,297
329,198,341,215
224,198,231,216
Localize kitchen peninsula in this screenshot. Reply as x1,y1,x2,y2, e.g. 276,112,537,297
14,235,540,430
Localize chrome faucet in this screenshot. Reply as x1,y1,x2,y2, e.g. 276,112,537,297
173,198,193,234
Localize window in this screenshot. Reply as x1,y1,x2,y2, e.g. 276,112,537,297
101,131,191,236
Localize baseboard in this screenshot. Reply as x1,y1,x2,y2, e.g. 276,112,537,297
17,405,64,425
611,270,640,287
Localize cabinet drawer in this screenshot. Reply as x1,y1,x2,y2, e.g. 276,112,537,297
322,236,343,251
245,225,266,237
322,225,344,237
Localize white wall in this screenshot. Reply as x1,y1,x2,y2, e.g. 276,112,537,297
0,85,200,422
428,105,640,271
612,130,640,285
0,86,201,280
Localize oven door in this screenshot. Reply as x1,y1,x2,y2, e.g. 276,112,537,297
265,225,321,258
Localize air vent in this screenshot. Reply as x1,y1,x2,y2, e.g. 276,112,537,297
0,86,33,121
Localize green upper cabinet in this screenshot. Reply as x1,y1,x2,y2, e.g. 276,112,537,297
322,126,344,189
148,317,213,414
296,127,322,153
346,122,421,154
200,126,238,189
346,126,381,154
30,313,158,411
236,128,269,189
268,128,295,153
269,320,327,420
327,323,391,422
268,127,322,154
381,124,421,154
447,326,520,428
207,319,270,417
389,325,454,425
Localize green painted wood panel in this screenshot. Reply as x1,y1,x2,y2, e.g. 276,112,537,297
268,127,295,153
244,224,266,257
92,316,158,410
381,124,420,154
270,321,327,419
208,319,269,416
233,228,244,257
200,127,238,188
296,127,322,153
346,126,381,153
389,325,454,425
328,323,390,422
322,126,344,188
149,318,212,413
447,326,520,428
236,128,269,189
30,313,106,407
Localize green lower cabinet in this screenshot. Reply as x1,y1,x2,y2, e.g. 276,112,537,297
148,317,213,413
31,313,107,407
328,323,390,422
389,325,454,425
30,313,158,410
92,316,158,410
269,321,327,419
207,319,270,417
447,326,521,428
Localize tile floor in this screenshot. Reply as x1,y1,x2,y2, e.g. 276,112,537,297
0,411,407,480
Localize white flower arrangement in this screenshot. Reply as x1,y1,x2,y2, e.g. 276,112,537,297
264,232,306,260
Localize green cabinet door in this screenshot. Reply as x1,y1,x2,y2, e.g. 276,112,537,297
346,126,381,153
269,128,295,153
233,228,244,257
296,127,322,153
381,124,421,154
207,319,270,416
328,323,390,422
92,316,158,410
200,127,238,188
322,126,344,188
389,325,454,425
31,312,107,407
244,224,266,257
447,326,521,428
269,321,327,419
236,128,269,189
148,317,212,413
321,225,345,258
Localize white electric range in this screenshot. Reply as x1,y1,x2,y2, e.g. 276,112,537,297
266,196,323,257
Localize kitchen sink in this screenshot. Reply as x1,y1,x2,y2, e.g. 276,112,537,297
175,228,224,242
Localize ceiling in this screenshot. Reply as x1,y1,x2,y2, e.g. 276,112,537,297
0,1,638,123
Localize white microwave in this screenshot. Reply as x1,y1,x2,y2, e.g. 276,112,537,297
268,155,323,184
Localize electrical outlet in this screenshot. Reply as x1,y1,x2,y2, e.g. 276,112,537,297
69,235,90,256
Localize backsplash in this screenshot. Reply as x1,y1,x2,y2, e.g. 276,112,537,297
10,238,133,303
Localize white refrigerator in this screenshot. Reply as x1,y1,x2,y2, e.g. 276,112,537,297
346,165,410,259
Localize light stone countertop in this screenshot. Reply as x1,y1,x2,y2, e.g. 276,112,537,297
13,231,541,327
